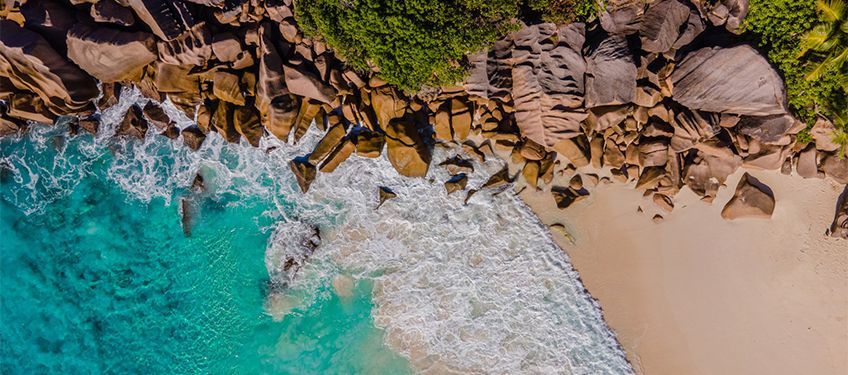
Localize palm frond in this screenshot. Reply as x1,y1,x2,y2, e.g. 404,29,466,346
832,47,848,68
805,52,835,80
797,24,832,57
817,0,845,23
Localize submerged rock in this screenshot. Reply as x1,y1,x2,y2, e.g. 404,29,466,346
117,104,148,139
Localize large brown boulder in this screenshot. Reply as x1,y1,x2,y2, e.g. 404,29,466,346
283,59,337,105
290,157,317,193
721,172,775,220
384,114,431,177
810,117,841,152
181,125,206,151
0,20,98,115
673,45,787,116
640,0,702,53
511,24,588,147
585,34,637,108
67,24,157,82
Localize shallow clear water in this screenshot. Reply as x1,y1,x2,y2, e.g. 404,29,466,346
0,90,633,374
0,121,410,373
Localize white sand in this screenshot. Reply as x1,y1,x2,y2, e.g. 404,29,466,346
521,169,847,375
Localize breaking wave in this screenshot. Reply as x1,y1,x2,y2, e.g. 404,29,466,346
0,89,631,374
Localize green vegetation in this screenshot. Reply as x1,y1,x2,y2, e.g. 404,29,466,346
744,0,847,126
798,0,848,81
294,0,598,92
527,0,599,24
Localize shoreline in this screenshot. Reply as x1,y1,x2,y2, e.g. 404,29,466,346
521,168,847,375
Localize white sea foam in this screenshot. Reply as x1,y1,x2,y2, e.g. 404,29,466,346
1,90,632,374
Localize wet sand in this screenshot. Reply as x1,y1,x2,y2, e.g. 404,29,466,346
521,168,848,375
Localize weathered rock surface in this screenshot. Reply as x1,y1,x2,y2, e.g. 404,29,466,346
585,34,636,108
1,20,98,116
67,24,158,83
673,45,787,116
721,173,775,220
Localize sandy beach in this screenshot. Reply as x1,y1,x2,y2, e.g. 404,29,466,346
521,168,847,375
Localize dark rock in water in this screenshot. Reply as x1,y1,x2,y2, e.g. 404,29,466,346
482,166,513,190
464,188,478,205
161,124,180,139
117,104,148,139
78,114,101,135
180,197,193,237
142,101,173,131
829,186,848,239
289,157,317,193
0,161,13,184
377,186,397,209
191,173,205,192
67,23,158,83
181,125,206,150
673,45,787,116
98,82,122,109
721,172,775,220
0,116,27,137
444,173,468,195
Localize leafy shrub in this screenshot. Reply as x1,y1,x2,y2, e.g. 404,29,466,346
294,0,599,92
744,0,847,124
527,0,599,24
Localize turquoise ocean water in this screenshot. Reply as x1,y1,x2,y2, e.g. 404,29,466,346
0,91,633,374
0,122,409,373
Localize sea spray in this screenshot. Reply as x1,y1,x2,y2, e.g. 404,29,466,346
1,89,632,374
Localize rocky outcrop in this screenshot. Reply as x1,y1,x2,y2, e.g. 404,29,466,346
0,20,98,117
0,0,842,234
672,45,787,116
67,23,158,82
721,173,775,220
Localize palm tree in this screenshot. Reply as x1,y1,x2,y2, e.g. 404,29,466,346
797,0,848,81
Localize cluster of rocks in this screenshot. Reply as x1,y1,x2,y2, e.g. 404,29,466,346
0,0,845,235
